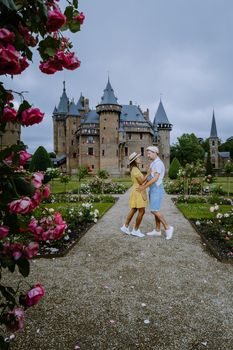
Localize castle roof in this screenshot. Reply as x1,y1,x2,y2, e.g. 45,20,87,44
120,105,147,123
68,99,79,116
153,100,170,127
219,151,230,158
100,78,119,105
56,81,69,114
76,93,85,111
82,110,99,124
210,111,218,138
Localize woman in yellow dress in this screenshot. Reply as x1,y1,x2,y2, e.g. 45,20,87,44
120,152,148,237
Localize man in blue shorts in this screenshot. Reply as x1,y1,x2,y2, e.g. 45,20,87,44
137,146,174,240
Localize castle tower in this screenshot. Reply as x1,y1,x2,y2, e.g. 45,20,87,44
96,78,122,175
209,110,219,169
153,100,172,171
53,81,69,156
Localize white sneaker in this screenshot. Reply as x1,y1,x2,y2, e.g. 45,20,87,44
165,226,174,240
120,225,130,235
131,229,145,238
146,230,162,237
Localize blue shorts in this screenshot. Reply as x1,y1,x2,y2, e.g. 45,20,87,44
148,175,164,211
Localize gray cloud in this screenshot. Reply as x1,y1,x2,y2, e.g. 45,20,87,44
2,0,233,152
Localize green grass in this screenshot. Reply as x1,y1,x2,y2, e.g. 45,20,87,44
213,177,233,193
177,203,231,220
42,202,114,218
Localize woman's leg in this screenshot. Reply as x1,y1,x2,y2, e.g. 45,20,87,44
125,208,137,227
155,216,161,232
135,208,145,230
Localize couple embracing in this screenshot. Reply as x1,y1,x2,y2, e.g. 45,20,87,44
120,146,174,239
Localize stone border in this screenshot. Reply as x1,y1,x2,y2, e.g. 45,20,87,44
34,199,118,259
173,198,233,264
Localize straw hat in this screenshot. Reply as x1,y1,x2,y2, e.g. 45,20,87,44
128,152,141,164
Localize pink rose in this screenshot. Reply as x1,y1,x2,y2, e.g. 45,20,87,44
28,218,38,233
8,197,33,214
0,28,15,43
0,225,9,239
31,189,43,210
52,223,66,239
21,107,44,126
11,242,24,260
24,242,39,259
0,44,29,75
56,51,80,70
46,9,66,32
43,185,51,198
32,172,44,188
54,212,63,225
2,107,17,122
74,12,85,25
25,284,45,307
19,150,31,166
39,57,63,74
6,307,24,332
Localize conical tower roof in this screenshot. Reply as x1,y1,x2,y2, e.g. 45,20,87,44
76,93,85,111
56,81,69,114
210,110,218,138
100,78,119,105
153,100,170,128
68,99,79,116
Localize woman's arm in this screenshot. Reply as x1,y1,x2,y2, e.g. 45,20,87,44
137,172,160,191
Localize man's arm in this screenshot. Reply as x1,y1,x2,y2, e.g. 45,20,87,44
137,172,160,191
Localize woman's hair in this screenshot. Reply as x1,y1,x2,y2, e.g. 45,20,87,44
130,160,139,171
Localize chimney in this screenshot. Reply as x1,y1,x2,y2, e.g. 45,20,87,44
143,108,149,121
129,100,133,105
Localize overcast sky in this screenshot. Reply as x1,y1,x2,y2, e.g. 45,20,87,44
3,0,233,153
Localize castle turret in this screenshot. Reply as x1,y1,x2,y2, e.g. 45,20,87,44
96,78,122,175
209,110,219,169
153,100,172,171
53,81,69,156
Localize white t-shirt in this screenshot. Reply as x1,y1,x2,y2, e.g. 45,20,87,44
150,157,165,186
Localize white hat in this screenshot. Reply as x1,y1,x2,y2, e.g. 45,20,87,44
146,146,159,153
128,152,141,164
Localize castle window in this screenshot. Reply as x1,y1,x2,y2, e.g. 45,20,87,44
72,153,76,158
104,127,106,130
102,137,104,144
128,133,131,140
125,147,128,156
71,140,74,145
142,164,144,168
212,141,215,146
88,147,93,155
88,136,94,144
92,165,94,169
141,147,144,156
102,150,105,156
140,133,143,140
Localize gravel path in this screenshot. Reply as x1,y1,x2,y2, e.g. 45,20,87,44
12,190,233,350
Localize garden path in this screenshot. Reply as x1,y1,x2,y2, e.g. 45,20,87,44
13,190,233,350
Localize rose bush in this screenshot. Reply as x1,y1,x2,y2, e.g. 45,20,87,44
0,0,84,348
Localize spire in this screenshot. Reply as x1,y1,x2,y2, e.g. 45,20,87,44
100,78,118,105
56,81,69,114
210,110,218,138
76,93,85,111
153,100,170,128
68,99,79,116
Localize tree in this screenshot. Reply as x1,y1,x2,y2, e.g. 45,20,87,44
29,146,52,172
168,157,181,179
172,133,205,165
224,162,233,196
219,138,233,159
205,151,213,175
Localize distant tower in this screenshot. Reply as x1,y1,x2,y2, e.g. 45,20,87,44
153,100,172,171
96,78,122,175
209,110,219,169
53,81,69,156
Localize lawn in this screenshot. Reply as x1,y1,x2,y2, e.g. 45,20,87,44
213,177,233,193
42,201,114,218
176,203,231,219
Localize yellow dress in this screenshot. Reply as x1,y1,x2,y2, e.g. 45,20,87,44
129,167,147,208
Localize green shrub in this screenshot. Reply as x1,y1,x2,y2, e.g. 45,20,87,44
29,146,52,172
168,157,181,179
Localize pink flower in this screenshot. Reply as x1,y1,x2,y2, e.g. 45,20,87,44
21,107,44,126
54,212,63,225
24,242,39,259
56,51,81,70
0,44,29,75
2,107,17,122
53,223,66,239
0,28,15,43
32,172,44,188
6,307,24,332
19,150,31,165
25,284,45,307
31,189,43,210
8,197,33,215
47,9,66,32
28,218,38,232
11,242,24,260
39,57,63,74
74,12,85,25
0,225,9,239
43,185,51,198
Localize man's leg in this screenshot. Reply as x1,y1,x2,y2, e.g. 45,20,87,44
155,216,161,232
152,211,169,230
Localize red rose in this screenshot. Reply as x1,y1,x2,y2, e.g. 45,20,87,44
0,225,9,239
0,28,15,43
39,57,63,74
56,51,81,70
6,308,24,332
0,44,29,75
21,107,44,126
42,185,51,198
24,242,39,259
25,284,45,307
46,9,66,32
11,242,24,260
74,12,85,25
19,150,31,166
8,197,33,215
2,107,17,122
32,172,44,189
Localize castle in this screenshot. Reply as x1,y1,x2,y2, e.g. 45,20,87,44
52,79,172,175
